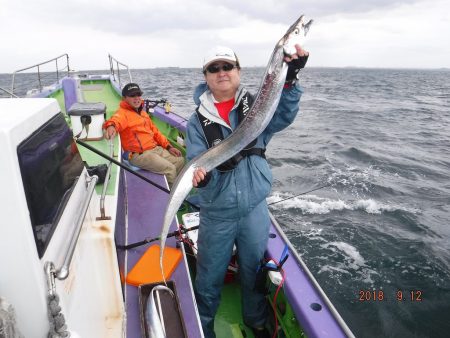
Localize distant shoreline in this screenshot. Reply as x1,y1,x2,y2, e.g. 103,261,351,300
1,66,449,76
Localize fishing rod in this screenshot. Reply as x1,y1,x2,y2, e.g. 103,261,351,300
75,138,199,210
268,183,333,206
117,225,199,250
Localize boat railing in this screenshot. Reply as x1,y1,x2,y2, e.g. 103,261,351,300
269,213,356,338
0,86,19,98
51,173,98,280
10,54,71,97
97,139,114,220
108,54,133,88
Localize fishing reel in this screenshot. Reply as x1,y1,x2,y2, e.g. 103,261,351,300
144,98,171,114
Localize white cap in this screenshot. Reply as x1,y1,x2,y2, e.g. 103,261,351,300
203,46,238,70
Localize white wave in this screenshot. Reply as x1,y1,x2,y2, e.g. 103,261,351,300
285,197,348,214
326,164,380,194
354,198,396,214
269,193,348,214
269,192,418,215
317,265,352,275
322,241,366,268
299,228,329,243
354,199,420,214
317,241,379,284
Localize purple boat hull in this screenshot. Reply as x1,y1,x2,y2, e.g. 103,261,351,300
266,214,352,338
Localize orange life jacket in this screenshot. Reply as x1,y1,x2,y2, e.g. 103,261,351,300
103,100,170,153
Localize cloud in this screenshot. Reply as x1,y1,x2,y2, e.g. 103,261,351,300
307,0,450,68
7,0,428,34
0,0,449,72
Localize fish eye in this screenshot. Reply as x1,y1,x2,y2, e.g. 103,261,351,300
294,28,300,35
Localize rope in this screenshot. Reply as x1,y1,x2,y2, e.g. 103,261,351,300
47,294,69,338
44,262,69,338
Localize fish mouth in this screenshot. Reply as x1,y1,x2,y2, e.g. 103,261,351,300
281,14,313,56
282,15,305,41
277,15,304,54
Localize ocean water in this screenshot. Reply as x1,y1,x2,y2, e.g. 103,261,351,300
1,66,449,338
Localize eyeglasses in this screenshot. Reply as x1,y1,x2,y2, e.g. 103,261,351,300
127,93,142,98
206,63,236,74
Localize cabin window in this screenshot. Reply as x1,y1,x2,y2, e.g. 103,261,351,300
17,113,84,258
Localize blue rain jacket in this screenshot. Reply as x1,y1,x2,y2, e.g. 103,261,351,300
186,82,303,220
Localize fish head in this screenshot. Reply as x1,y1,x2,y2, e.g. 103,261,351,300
282,15,313,56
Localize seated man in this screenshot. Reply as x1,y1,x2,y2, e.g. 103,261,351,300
103,83,184,186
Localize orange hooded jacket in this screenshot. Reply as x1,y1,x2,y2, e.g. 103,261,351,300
103,100,170,153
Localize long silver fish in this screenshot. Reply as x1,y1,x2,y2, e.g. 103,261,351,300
159,15,313,271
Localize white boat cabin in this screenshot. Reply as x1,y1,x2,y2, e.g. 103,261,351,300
0,99,123,337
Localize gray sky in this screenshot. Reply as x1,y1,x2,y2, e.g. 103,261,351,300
1,0,449,73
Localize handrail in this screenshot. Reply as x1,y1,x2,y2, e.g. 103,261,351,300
108,54,132,89
97,139,114,220
0,86,19,97
269,213,356,338
55,173,98,280
10,54,70,97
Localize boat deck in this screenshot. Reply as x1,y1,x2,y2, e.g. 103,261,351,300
116,170,204,337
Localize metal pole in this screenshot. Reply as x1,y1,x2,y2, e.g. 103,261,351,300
38,65,42,92
56,58,59,82
116,61,121,87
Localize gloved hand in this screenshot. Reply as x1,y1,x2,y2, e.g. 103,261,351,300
285,54,309,85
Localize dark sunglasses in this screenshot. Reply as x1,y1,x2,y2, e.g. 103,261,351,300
127,93,142,98
206,63,236,74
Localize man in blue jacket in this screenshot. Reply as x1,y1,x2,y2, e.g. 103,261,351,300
186,45,309,338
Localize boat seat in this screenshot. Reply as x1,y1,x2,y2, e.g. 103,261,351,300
121,152,168,186
122,152,141,171
126,244,182,285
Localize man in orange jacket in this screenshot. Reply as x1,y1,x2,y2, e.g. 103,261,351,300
103,83,184,186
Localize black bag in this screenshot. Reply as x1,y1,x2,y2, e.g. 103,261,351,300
85,163,108,184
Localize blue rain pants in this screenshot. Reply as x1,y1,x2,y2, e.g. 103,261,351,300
194,200,270,338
